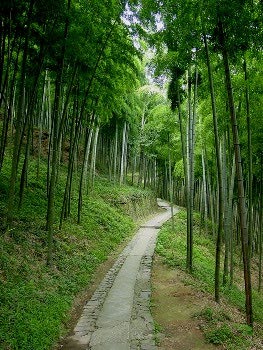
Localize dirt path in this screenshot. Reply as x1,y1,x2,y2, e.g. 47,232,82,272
57,203,262,350
151,256,223,350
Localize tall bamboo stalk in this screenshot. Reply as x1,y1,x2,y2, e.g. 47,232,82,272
244,59,253,258
259,152,263,292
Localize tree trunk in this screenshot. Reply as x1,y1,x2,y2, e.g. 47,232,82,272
186,68,193,271
77,121,94,224
89,126,99,190
37,70,48,178
203,30,224,302
201,150,208,234
168,135,174,229
244,59,253,258
60,107,80,227
258,152,263,292
113,123,119,184
0,20,7,106
226,154,236,286
120,121,127,185
222,136,229,285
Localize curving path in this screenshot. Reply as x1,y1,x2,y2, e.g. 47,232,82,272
63,199,178,350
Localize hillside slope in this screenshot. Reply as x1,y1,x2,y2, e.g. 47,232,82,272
0,159,157,350
153,210,263,350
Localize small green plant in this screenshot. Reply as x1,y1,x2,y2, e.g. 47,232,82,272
205,324,233,344
233,323,253,337
153,321,163,345
196,307,214,321
195,307,231,323
205,323,252,350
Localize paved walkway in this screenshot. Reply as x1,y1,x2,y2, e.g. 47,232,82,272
65,200,177,350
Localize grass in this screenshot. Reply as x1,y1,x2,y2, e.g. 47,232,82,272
194,307,252,349
156,209,263,350
153,321,163,346
0,158,156,350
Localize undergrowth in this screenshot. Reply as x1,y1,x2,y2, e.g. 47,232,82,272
156,209,263,350
0,158,155,350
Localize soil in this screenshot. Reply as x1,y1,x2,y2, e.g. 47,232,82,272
151,255,223,350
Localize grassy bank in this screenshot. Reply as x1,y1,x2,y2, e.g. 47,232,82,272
0,159,156,350
155,209,263,350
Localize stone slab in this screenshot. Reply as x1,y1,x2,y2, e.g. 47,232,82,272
89,322,130,346
91,343,130,350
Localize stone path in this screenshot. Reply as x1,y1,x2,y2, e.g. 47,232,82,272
65,200,176,350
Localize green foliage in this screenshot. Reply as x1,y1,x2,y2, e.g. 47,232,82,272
234,324,253,337
204,323,252,350
135,0,263,190
205,324,234,344
174,159,184,179
195,307,231,323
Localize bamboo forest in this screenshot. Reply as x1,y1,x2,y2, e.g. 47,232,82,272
0,0,263,349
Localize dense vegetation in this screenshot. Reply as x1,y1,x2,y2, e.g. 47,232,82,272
0,0,263,347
